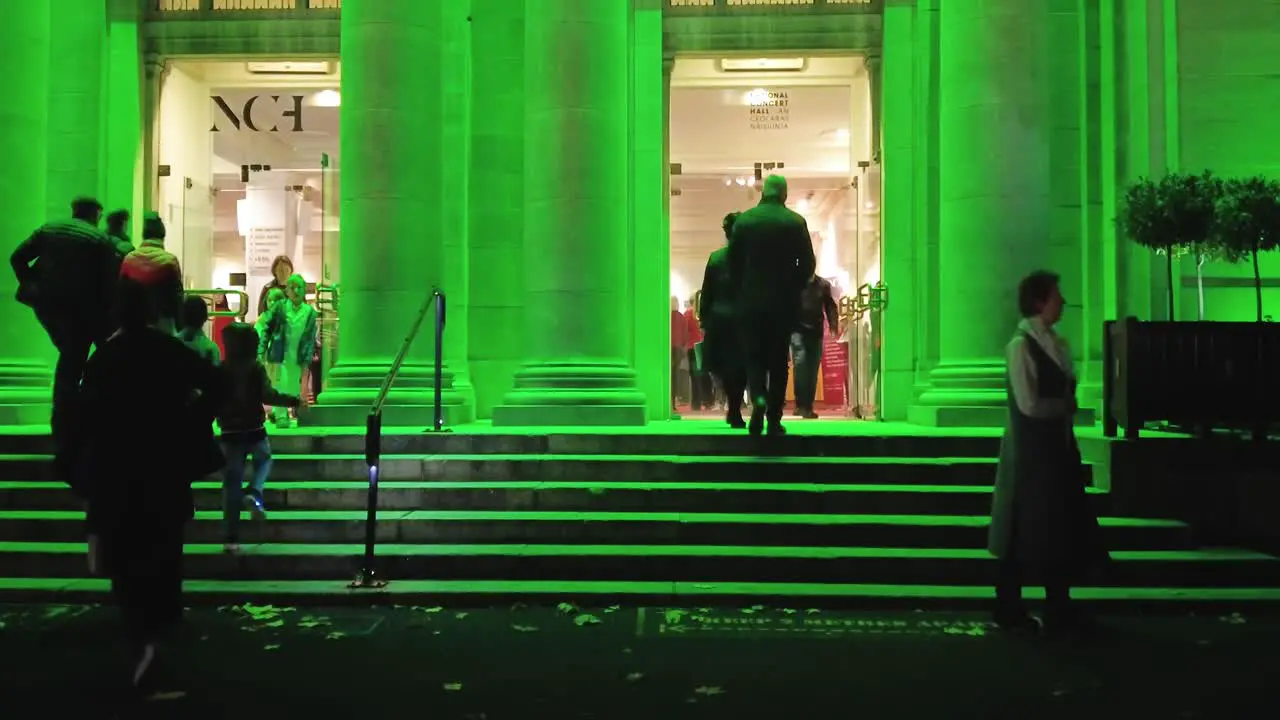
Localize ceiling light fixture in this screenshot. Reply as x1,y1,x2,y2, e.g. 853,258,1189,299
312,89,341,107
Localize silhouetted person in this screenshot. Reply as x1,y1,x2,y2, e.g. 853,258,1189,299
9,197,119,485
989,270,1109,635
792,275,838,419
105,209,134,257
728,175,816,435
699,212,748,428
79,248,227,701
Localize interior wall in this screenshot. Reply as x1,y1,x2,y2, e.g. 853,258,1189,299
1176,0,1280,321
156,64,213,290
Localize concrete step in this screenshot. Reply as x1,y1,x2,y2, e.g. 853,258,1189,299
0,510,1190,549
0,429,1004,459
2,542,1273,588
3,576,1279,613
0,454,1088,485
0,481,1111,517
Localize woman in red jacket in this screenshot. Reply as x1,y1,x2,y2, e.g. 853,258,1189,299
210,293,233,360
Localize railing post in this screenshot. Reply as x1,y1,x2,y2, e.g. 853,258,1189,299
350,411,387,589
429,291,450,433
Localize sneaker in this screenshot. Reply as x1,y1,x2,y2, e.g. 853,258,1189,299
243,492,267,520
132,643,187,703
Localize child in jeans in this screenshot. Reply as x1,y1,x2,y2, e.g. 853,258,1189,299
217,322,301,553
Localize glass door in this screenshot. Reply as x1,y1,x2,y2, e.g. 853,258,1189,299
181,176,216,293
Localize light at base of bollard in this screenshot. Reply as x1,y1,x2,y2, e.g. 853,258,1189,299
348,570,388,590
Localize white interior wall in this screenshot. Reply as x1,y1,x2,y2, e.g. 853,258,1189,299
157,65,214,290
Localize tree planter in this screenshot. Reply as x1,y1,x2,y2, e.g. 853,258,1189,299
1103,317,1280,440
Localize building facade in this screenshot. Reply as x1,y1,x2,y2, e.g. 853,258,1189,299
1,0,1278,428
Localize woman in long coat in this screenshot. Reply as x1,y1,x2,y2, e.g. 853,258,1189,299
988,270,1109,634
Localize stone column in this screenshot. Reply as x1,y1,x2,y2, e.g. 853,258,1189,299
46,0,106,218
910,0,1051,426
140,55,166,217
0,4,53,425
493,0,646,426
441,0,475,422
467,0,524,419
313,0,468,426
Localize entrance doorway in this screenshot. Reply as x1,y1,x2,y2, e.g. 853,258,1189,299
668,56,882,421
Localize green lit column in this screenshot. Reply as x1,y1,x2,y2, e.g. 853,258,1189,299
468,0,525,419
46,0,106,217
312,0,468,427
441,0,475,423
0,4,53,425
910,0,1051,427
493,0,647,427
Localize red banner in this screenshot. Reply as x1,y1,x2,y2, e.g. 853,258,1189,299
821,331,849,407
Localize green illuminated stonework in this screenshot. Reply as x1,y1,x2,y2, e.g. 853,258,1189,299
910,0,1053,427
11,1,1280,427
0,4,53,425
311,1,473,427
492,1,647,427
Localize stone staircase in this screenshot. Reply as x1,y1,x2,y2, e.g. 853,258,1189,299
0,425,1277,610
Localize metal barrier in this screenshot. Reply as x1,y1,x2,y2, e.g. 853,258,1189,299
839,282,888,420
353,288,448,590
184,289,250,321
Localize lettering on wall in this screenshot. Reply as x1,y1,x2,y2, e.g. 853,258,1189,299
747,88,790,131
211,95,306,132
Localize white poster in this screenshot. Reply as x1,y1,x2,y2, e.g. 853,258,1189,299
238,174,297,318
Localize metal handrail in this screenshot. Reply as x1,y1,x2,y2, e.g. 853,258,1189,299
352,287,448,590
185,289,250,321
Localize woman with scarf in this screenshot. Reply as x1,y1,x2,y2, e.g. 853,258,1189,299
988,270,1108,635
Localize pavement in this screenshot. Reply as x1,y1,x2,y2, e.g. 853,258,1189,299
1,602,1277,718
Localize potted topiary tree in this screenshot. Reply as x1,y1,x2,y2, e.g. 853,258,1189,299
1120,171,1222,320
1214,176,1280,322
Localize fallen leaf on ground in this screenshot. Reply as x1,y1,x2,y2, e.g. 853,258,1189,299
574,614,602,627
604,605,620,613
664,610,686,623
1219,613,1246,625
419,606,444,614
695,686,725,696
443,683,463,691
325,632,345,640
264,644,281,651
512,625,540,632
626,673,644,682
557,602,578,615
455,612,469,620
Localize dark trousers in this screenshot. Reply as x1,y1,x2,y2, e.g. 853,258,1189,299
102,524,186,651
686,347,713,410
790,330,823,411
741,317,791,423
35,307,98,485
705,319,747,418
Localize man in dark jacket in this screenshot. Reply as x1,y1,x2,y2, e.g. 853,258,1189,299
792,274,839,419
9,196,122,476
698,212,747,428
728,175,816,435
